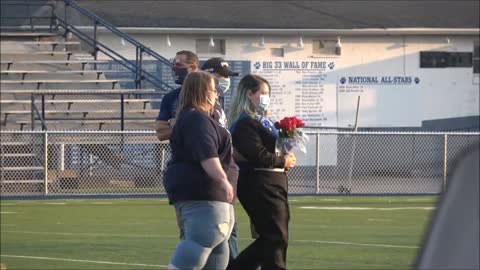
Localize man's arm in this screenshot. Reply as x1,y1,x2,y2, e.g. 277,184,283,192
154,120,172,141
154,90,178,141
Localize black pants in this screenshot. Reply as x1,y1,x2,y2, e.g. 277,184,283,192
230,170,290,270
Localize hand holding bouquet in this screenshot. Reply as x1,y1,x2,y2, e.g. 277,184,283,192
274,116,308,155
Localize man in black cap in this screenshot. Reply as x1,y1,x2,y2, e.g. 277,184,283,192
201,57,239,110
202,57,240,267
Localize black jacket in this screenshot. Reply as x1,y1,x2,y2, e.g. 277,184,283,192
231,116,285,169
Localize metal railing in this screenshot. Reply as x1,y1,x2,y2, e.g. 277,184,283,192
1,130,478,198
29,90,162,131
1,0,175,92
53,0,174,91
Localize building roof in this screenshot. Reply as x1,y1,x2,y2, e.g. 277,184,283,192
77,0,480,29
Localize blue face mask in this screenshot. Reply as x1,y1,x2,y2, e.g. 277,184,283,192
259,94,270,111
216,78,231,93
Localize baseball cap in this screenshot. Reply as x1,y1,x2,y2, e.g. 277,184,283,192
201,57,239,77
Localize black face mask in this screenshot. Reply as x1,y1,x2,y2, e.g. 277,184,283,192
173,67,189,85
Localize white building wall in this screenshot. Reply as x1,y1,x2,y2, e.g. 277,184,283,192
97,33,479,128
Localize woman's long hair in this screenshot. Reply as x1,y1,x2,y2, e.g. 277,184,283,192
176,71,215,117
228,74,271,126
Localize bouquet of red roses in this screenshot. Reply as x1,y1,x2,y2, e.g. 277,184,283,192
274,116,308,155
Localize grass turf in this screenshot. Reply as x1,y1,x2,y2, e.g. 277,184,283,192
0,196,437,269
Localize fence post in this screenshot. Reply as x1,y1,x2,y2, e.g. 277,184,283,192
41,94,46,129
443,134,448,192
120,94,125,131
44,131,49,195
89,154,93,176
60,143,65,171
316,134,320,194
31,94,35,130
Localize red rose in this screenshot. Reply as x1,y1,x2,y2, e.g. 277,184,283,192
280,118,288,129
295,117,301,125
274,121,281,129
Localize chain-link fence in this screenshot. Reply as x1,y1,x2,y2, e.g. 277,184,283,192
1,130,478,197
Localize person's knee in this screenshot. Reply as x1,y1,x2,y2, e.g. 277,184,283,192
173,224,230,269
170,240,211,269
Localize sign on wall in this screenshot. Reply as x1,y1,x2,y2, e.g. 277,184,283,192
251,60,338,127
337,75,421,127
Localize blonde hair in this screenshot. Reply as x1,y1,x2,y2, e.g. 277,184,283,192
228,74,271,126
176,71,215,117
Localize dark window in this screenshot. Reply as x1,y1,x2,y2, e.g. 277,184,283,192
271,48,284,57
420,51,448,67
420,51,473,68
196,39,225,55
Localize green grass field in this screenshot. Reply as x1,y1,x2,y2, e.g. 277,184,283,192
0,196,438,270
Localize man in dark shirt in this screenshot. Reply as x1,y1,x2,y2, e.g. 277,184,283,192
155,54,233,138
154,50,199,141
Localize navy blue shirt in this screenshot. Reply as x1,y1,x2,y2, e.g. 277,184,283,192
157,87,226,127
157,87,181,121
163,109,238,204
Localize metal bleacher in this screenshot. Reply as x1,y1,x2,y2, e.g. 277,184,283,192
0,0,176,132
0,31,164,131
1,0,175,189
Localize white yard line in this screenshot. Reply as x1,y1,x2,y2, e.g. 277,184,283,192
1,230,178,239
0,212,16,214
2,230,417,249
44,202,67,205
406,198,436,201
0,254,167,268
292,239,419,249
300,206,434,210
91,202,113,204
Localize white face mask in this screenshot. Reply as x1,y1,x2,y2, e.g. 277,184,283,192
258,94,270,111
207,94,217,107
217,78,231,93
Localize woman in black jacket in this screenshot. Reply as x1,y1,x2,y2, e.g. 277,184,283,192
228,74,296,270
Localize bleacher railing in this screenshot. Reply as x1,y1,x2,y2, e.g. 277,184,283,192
53,0,174,92
1,0,174,92
1,130,478,198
